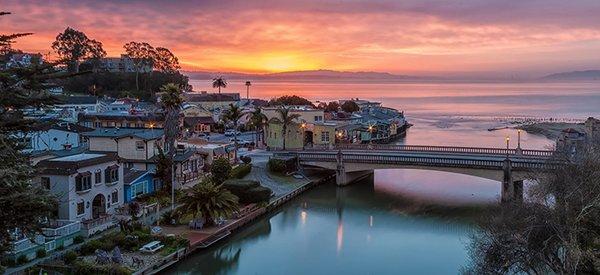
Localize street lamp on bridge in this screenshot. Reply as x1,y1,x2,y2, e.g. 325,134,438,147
505,136,510,159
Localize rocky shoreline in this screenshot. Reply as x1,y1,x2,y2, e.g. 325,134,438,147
516,122,585,140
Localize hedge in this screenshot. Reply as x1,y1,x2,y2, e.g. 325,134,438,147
230,164,252,179
223,179,272,203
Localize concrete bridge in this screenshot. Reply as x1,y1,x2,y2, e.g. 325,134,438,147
274,144,556,202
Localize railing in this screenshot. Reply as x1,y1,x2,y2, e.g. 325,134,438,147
42,220,81,239
276,151,555,170
81,215,113,230
177,171,202,185
309,144,554,157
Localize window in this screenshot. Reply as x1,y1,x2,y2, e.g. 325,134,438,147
136,141,145,151
124,163,134,169
41,177,50,190
94,122,102,128
105,167,119,183
111,190,119,204
321,131,330,142
77,201,85,215
132,182,146,198
314,115,323,122
75,173,92,192
95,171,102,184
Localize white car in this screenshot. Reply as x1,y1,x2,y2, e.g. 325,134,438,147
139,241,164,253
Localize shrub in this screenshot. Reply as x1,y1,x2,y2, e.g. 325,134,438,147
1,258,16,267
56,244,64,250
230,164,252,179
160,210,180,225
211,157,232,183
222,179,272,203
17,255,28,265
73,235,84,244
63,250,78,264
267,158,287,173
36,249,47,258
240,155,252,164
79,239,103,255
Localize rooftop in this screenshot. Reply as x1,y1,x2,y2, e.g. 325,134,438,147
57,95,98,105
83,128,164,140
50,153,105,162
37,152,118,175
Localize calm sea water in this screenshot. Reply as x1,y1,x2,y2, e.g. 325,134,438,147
169,81,600,274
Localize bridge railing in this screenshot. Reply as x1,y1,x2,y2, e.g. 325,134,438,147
275,151,554,170
308,144,554,157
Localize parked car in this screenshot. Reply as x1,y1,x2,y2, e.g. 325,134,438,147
139,241,164,253
224,129,241,137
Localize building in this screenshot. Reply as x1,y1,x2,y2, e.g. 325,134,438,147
4,53,43,68
83,54,152,73
184,92,240,111
6,220,81,262
339,99,382,110
55,95,103,113
123,169,161,203
79,112,167,129
182,103,216,133
263,105,325,124
20,123,94,152
35,152,124,236
83,128,165,171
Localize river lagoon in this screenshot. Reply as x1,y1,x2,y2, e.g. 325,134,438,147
169,80,600,274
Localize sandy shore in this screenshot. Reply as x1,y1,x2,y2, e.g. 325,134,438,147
516,122,585,140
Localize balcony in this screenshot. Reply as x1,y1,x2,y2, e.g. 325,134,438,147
42,220,81,240
81,214,116,237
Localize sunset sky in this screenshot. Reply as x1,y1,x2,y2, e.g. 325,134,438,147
2,0,600,77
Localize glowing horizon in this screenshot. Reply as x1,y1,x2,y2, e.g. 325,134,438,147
3,0,600,77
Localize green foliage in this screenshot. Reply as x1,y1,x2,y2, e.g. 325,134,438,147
73,235,84,244
36,248,46,258
1,257,16,267
178,180,239,226
57,244,64,250
267,158,288,173
341,100,360,113
222,179,272,203
230,164,252,179
16,255,28,265
268,95,314,107
240,155,252,164
60,71,190,101
211,157,232,184
51,27,106,72
73,260,132,275
325,101,340,112
212,77,227,93
155,145,172,192
63,250,78,264
79,239,104,255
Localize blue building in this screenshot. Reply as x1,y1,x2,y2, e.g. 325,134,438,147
123,169,162,202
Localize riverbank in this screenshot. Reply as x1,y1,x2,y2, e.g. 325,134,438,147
516,122,584,140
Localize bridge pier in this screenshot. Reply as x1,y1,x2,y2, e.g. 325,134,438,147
335,149,374,186
501,159,524,203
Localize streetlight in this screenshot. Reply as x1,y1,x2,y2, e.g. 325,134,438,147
505,136,510,159
368,124,375,148
517,129,522,149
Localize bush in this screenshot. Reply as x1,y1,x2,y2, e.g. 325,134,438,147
73,235,84,244
36,249,47,258
79,239,103,255
63,250,78,264
230,164,252,179
17,255,28,265
223,179,272,203
1,258,16,267
56,244,64,250
267,158,287,173
211,157,232,183
240,155,252,164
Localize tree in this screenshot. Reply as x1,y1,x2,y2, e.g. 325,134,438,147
178,180,239,227
52,27,106,73
0,13,31,56
123,41,156,92
0,12,60,254
268,95,314,107
341,100,359,113
154,47,180,73
269,106,301,150
160,83,183,156
465,142,600,274
154,145,173,193
211,157,232,184
325,101,340,112
222,103,245,161
248,107,268,146
212,77,227,94
316,102,327,110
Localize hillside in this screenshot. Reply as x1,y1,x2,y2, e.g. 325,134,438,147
184,69,438,81
542,70,600,81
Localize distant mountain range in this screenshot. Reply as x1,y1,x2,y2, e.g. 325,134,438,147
541,70,600,81
183,69,600,82
184,69,440,82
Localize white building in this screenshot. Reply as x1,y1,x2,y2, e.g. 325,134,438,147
36,153,124,236
22,123,94,152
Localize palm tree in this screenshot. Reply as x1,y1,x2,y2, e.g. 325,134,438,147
270,106,301,150
179,181,239,227
245,81,251,100
212,77,227,94
160,83,183,209
222,103,245,161
248,107,267,147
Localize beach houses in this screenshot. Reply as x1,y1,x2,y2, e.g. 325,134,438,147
35,152,124,236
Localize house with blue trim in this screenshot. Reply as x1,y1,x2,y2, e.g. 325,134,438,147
124,168,162,202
